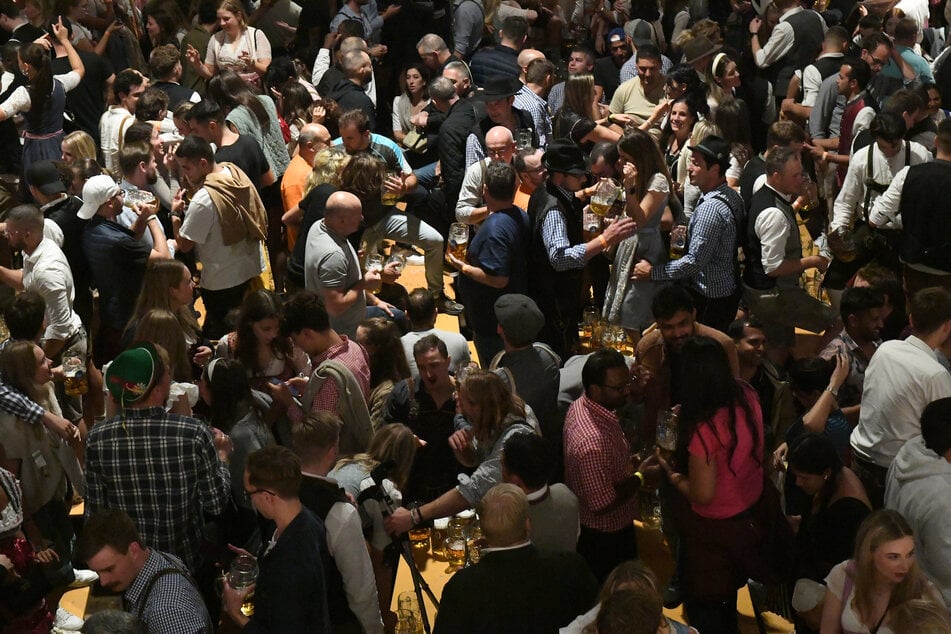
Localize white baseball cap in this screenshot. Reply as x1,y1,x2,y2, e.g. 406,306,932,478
78,174,121,220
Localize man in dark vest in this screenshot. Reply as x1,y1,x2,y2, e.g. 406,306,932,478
292,411,384,634
834,58,874,184
742,146,836,353
869,118,951,297
527,140,635,360
750,0,826,109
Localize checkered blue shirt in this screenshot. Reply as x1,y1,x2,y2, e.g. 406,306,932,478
514,85,552,150
652,182,743,298
124,550,213,633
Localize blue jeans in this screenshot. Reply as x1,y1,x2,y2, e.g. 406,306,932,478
367,305,409,334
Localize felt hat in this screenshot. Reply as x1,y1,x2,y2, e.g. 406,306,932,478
542,139,590,175
494,294,545,347
105,344,159,404
683,35,723,66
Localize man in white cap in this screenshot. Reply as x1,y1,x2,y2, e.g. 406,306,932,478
79,174,169,364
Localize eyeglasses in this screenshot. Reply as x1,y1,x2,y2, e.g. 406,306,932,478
600,381,632,392
868,56,888,67
244,488,276,502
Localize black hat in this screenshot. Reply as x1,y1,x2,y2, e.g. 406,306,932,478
689,135,732,169
542,140,590,175
26,160,66,196
479,76,522,100
494,294,544,347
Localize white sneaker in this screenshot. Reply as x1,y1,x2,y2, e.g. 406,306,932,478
405,253,424,266
67,569,99,588
53,606,84,631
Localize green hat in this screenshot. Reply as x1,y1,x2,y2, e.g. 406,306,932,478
105,344,158,404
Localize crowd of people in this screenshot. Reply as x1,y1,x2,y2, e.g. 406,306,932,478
3,0,951,630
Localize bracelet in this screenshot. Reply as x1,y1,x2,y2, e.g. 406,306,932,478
606,113,614,124
633,471,645,488
597,235,609,251
145,214,158,224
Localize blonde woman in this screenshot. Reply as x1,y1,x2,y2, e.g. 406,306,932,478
821,510,944,634
285,148,351,288
60,130,97,164
553,72,621,151
184,0,271,88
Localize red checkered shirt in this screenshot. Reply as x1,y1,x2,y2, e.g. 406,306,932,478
289,336,371,423
563,394,639,532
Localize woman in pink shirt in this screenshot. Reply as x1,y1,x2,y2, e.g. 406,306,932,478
659,335,776,634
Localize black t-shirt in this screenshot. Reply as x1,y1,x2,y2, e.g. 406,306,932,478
215,135,269,191
52,51,114,139
553,108,597,152
152,81,195,111
594,56,624,102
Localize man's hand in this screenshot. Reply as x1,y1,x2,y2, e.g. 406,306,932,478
323,31,341,49
383,173,403,197
193,346,213,367
635,454,664,489
410,111,429,128
601,217,637,246
804,254,829,273
608,112,636,126
368,44,388,59
381,260,401,283
264,380,295,410
222,578,254,624
382,3,401,18
384,507,413,536
445,250,464,270
362,268,382,291
749,17,762,34
631,259,652,280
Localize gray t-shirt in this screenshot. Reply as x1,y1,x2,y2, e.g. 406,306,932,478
304,219,365,338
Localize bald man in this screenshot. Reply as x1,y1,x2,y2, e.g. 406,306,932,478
518,49,545,82
282,123,333,237
457,126,517,225
304,191,378,337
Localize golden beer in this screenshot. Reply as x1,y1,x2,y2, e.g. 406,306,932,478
431,519,449,559
240,590,255,617
382,190,400,206
446,539,466,569
63,357,88,396
449,240,467,261
408,528,430,550
590,198,612,216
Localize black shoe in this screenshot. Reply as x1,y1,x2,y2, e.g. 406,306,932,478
437,295,463,316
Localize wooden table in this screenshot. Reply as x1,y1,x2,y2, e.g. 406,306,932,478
390,523,795,634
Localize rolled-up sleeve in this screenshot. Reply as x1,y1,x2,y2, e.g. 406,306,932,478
456,426,530,504
541,210,587,271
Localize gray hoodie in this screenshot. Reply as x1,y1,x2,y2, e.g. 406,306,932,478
885,435,951,607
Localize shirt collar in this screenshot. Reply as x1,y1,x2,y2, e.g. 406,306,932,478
314,336,351,365
124,549,161,606
481,540,531,554
39,194,67,212
525,484,550,504
779,5,803,21
580,393,620,423
23,237,53,264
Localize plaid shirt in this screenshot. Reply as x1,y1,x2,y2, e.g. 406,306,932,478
563,394,639,532
513,85,552,150
124,549,213,633
289,336,371,423
541,186,587,271
84,407,230,572
0,382,44,425
652,183,742,299
820,329,879,408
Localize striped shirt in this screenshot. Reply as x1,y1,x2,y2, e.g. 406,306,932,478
513,85,552,150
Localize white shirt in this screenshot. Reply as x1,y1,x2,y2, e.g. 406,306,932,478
456,158,490,224
753,185,795,275
868,165,910,229
302,473,384,634
0,71,80,118
800,53,844,107
178,166,266,291
754,7,827,68
99,106,136,174
830,140,932,232
22,238,83,343
851,335,951,467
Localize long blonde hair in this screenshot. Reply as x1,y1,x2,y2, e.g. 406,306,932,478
562,72,598,122
133,309,191,382
130,259,201,341
334,423,417,490
851,510,932,625
459,369,525,444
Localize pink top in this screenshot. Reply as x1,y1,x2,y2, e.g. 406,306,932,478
687,383,764,519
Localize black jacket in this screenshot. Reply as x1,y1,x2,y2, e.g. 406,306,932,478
324,78,377,130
